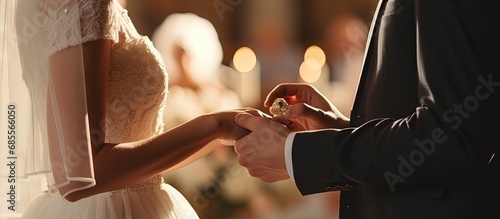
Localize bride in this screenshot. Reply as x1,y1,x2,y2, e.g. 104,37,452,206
1,0,261,218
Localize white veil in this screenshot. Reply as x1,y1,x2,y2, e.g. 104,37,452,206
1,0,95,217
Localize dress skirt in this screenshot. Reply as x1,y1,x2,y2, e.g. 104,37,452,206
21,175,199,219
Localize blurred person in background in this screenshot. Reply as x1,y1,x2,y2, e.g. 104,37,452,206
153,13,242,130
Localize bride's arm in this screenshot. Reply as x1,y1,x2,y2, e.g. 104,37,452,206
49,39,248,202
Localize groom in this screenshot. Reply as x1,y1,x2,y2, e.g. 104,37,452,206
234,0,500,218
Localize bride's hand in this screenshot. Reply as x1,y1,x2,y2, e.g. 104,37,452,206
210,108,271,144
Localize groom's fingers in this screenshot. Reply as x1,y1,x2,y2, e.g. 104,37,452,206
264,83,301,107
234,115,275,159
234,133,259,165
284,103,321,119
264,83,314,107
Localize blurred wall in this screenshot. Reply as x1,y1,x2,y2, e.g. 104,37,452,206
126,0,377,65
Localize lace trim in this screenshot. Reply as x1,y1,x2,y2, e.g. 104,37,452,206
44,0,124,56
46,175,164,195
119,175,164,194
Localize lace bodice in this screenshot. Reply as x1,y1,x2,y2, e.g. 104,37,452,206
106,35,167,142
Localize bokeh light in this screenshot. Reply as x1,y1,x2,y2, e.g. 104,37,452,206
233,46,257,73
304,45,326,70
299,60,322,83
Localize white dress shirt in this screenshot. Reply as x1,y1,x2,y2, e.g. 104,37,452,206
285,132,297,180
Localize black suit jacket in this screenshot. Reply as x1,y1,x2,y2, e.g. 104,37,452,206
291,0,500,218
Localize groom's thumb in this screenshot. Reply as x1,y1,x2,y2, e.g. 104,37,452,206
235,113,260,131
235,113,251,126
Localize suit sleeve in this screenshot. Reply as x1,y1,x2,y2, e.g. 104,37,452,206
291,0,500,195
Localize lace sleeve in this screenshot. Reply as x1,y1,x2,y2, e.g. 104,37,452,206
45,0,120,56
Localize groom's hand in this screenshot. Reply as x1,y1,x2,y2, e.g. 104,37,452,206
234,113,291,183
265,83,350,130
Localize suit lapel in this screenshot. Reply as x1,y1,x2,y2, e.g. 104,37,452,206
350,0,385,125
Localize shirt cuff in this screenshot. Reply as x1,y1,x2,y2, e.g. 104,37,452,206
285,132,297,181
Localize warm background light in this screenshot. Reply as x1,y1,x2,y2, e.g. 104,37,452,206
304,45,326,70
232,46,257,73
299,60,322,83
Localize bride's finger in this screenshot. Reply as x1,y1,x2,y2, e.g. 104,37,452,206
241,108,273,119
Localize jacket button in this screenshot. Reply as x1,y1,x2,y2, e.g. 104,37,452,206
326,186,337,191
326,186,344,191
344,184,354,189
326,184,354,191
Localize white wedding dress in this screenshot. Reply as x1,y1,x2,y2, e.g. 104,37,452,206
20,0,199,218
